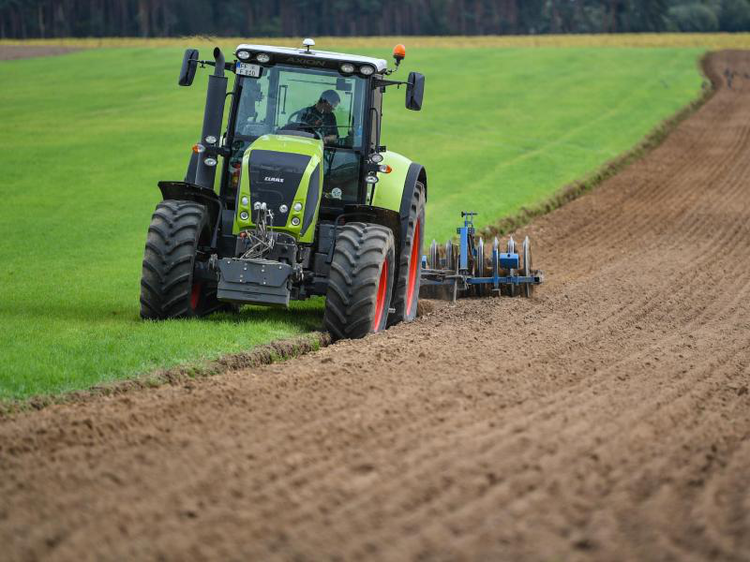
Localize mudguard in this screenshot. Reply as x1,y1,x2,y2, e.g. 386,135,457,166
157,180,221,232
371,152,427,257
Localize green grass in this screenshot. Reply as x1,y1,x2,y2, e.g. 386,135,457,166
0,45,704,400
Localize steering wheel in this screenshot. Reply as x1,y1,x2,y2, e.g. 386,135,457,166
279,109,323,140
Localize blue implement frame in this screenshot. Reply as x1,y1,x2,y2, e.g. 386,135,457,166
420,211,544,301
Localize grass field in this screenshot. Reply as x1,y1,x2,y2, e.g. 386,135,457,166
0,42,706,400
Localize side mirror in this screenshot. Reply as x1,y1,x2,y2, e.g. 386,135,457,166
178,48,199,87
405,71,425,111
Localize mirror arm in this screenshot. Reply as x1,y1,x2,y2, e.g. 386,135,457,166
193,60,234,72
372,78,407,89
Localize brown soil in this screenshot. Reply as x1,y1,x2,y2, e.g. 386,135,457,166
2,50,750,561
0,46,81,61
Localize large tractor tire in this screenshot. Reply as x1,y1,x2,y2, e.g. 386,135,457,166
389,181,425,326
324,222,395,340
140,200,220,319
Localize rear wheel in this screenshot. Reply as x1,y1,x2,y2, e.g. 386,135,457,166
140,200,220,319
389,181,426,326
324,222,395,340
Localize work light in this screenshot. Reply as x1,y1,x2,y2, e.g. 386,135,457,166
359,65,375,76
340,63,355,74
236,50,250,60
256,52,271,63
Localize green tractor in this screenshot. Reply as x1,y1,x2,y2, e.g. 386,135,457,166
140,39,426,339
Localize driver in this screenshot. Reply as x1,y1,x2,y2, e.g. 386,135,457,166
298,89,340,145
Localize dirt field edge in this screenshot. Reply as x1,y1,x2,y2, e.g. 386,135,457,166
0,332,331,417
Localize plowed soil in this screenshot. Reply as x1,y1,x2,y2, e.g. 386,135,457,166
2,51,750,561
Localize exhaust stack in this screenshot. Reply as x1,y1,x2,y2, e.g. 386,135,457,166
191,48,228,189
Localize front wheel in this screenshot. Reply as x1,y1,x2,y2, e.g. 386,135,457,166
323,222,395,340
140,200,220,319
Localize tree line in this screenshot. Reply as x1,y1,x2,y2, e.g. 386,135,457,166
2,0,750,39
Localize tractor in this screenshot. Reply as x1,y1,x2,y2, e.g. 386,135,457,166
140,39,426,340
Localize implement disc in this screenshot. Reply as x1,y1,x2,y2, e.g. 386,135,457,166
444,240,454,270
505,236,518,297
522,236,534,298
429,239,438,269
475,237,485,296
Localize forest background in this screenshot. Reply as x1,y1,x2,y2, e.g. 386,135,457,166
3,0,750,39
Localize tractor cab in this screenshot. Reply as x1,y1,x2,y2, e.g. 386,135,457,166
142,39,427,340
220,42,424,222
225,43,387,212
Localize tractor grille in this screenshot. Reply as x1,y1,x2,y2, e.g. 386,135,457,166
248,150,311,227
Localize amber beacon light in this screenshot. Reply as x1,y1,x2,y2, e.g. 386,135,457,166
393,44,406,66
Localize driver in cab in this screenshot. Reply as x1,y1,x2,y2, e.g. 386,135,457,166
298,90,340,145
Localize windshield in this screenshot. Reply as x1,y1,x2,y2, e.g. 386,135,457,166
234,64,366,148
227,64,368,207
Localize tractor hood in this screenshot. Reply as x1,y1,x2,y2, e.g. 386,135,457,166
234,134,324,244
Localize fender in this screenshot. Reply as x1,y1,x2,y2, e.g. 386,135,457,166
158,180,221,233
398,162,427,253
341,204,401,249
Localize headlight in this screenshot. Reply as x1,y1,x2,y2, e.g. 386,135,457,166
359,65,375,76
236,50,251,61
241,196,249,206
256,52,271,63
370,152,383,163
291,217,301,226
365,174,379,184
293,202,303,212
340,63,355,74
204,157,217,167
279,204,288,213
240,211,249,220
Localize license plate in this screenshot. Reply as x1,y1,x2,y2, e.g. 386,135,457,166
236,62,261,77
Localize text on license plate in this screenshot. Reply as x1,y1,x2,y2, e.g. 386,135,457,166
236,63,261,77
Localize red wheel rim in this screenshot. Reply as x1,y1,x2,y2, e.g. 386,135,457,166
372,258,389,331
406,219,421,313
190,282,201,311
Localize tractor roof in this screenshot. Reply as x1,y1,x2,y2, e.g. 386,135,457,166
235,43,388,73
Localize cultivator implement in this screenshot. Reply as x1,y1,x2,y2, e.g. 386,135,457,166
420,212,543,301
